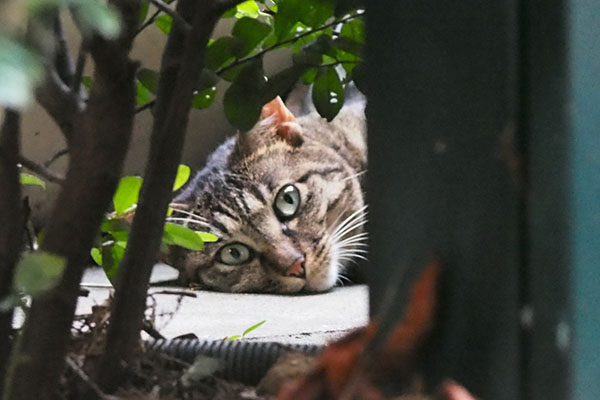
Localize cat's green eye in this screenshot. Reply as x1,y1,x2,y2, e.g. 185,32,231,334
274,184,300,220
218,242,253,265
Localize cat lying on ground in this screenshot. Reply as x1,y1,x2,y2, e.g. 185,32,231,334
168,88,367,293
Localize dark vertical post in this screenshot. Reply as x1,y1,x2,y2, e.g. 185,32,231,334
365,1,521,399
522,0,571,398
525,0,600,399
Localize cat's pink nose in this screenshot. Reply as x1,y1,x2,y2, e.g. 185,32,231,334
287,257,306,279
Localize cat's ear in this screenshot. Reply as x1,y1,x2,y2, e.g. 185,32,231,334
258,96,303,147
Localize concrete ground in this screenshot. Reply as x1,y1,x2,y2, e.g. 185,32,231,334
78,264,369,345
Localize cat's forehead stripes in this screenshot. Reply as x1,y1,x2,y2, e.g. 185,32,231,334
297,166,345,183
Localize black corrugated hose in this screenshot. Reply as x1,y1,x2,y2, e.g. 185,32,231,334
146,338,323,385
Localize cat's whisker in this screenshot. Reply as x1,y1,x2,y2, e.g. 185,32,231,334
336,273,352,286
168,207,209,222
330,205,368,236
331,218,368,243
340,169,367,182
337,249,368,257
330,209,368,242
336,248,368,255
337,241,369,248
337,254,367,263
326,203,354,234
165,217,213,229
165,216,210,225
335,232,369,246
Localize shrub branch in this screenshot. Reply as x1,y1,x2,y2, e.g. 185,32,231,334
0,110,23,392
3,0,141,398
96,0,225,392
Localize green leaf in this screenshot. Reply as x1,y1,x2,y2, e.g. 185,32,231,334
173,164,191,191
223,59,266,130
154,14,172,34
263,65,308,102
81,76,93,88
226,335,241,341
192,86,217,109
330,37,362,56
232,17,272,56
233,1,260,18
242,320,266,336
20,173,46,190
13,251,66,297
137,68,159,93
111,230,130,242
205,37,243,71
289,24,331,54
292,35,331,65
90,248,102,265
222,8,237,18
113,176,143,215
163,223,204,251
301,67,318,84
101,218,131,233
312,66,344,121
340,17,365,43
197,232,218,242
275,0,333,40
219,64,246,82
197,67,219,85
102,241,125,280
136,80,151,106
138,0,150,26
0,38,44,110
70,0,121,39
298,0,333,28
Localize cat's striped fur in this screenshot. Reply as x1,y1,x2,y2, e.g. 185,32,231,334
168,91,366,293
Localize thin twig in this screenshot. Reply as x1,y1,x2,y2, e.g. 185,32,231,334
65,357,118,400
134,62,359,116
136,101,155,114
135,8,161,37
53,13,75,83
216,12,363,75
18,155,65,184
318,60,361,68
35,68,80,141
148,0,191,32
45,148,69,167
71,41,88,96
151,289,197,297
142,320,165,340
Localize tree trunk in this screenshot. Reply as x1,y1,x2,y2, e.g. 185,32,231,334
96,0,222,391
3,1,140,396
0,110,23,393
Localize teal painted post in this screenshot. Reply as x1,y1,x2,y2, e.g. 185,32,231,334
570,1,600,399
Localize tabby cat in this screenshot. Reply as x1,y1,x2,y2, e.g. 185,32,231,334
168,89,367,293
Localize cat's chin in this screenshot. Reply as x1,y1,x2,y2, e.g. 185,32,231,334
302,264,339,292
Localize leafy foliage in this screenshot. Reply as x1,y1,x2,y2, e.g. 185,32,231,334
0,0,120,110
20,172,46,190
213,1,364,128
226,319,267,341
93,165,217,282
12,251,67,297
136,0,365,128
0,38,44,109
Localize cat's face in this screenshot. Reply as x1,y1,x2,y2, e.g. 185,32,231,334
169,98,366,293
